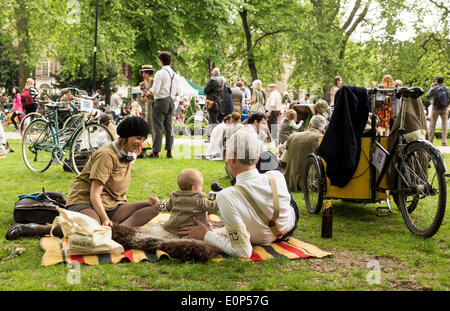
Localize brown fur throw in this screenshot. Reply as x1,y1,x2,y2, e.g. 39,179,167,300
111,223,221,262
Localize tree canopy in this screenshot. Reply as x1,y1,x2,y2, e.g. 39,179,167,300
0,0,447,99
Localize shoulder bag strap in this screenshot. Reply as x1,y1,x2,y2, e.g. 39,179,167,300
233,175,282,239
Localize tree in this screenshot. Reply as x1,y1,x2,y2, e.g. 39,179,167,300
0,33,19,92
288,0,378,99
231,0,298,82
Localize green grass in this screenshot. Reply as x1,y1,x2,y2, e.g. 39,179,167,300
0,139,449,291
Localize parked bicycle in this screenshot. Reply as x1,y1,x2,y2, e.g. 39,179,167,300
22,96,113,175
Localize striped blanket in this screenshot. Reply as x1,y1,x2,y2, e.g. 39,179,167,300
40,214,332,266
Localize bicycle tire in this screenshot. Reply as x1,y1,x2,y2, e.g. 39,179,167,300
396,141,446,237
62,113,82,130
69,123,114,175
20,112,43,136
303,154,325,214
22,119,54,172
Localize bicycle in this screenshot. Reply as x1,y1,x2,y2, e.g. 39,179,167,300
19,87,84,135
303,86,447,238
22,96,113,175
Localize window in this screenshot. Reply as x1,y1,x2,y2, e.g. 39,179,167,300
41,60,50,77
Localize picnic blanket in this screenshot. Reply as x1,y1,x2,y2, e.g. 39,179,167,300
40,214,332,266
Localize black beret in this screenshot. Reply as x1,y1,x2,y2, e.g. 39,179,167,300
116,116,150,138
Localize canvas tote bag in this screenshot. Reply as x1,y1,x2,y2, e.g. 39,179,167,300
51,207,124,255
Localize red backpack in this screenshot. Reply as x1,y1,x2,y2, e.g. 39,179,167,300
21,88,33,106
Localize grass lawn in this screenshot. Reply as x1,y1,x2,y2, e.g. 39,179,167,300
0,138,448,291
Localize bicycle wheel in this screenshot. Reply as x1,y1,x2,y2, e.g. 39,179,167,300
303,154,325,214
69,123,114,175
20,112,43,136
184,114,209,138
22,119,54,172
396,141,446,237
62,113,82,130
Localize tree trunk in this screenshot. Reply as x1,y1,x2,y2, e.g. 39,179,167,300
207,59,215,77
14,0,32,88
239,9,258,81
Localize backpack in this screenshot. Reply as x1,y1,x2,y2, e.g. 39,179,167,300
433,86,449,110
21,88,33,106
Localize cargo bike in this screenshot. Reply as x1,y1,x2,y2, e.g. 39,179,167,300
303,86,447,238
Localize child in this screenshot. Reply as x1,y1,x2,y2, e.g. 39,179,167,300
278,109,302,145
148,168,218,236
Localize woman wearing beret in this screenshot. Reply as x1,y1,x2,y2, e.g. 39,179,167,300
6,117,160,240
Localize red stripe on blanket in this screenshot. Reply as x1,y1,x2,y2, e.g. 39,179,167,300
250,251,262,262
122,250,134,262
70,255,85,264
275,242,311,258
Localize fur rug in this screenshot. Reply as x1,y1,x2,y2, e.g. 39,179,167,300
111,223,221,262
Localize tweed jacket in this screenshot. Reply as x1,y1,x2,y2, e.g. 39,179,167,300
159,190,219,236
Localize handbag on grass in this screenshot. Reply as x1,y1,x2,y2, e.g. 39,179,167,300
51,207,124,255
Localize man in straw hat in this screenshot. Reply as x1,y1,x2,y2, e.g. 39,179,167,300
139,64,155,136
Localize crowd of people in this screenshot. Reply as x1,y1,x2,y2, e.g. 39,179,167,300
2,59,449,260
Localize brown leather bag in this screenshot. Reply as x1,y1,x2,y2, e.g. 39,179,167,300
205,78,225,110
205,99,215,109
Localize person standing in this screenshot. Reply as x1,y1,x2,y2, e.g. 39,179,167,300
21,78,39,117
248,79,265,114
238,79,251,108
11,87,22,131
230,81,244,113
149,51,179,158
204,68,227,126
427,76,450,146
330,76,342,110
265,84,282,144
130,96,142,117
139,65,155,136
109,91,123,122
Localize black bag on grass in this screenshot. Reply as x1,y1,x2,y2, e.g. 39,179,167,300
13,191,66,225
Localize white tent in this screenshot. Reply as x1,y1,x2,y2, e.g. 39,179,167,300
178,76,204,97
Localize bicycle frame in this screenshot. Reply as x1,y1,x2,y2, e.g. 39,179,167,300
33,103,90,164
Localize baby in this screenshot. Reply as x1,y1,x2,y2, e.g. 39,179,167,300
148,168,219,236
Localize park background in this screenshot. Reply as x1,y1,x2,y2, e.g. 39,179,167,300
0,0,448,291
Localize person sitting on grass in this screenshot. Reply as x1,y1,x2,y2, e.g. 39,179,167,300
148,168,218,237
177,130,297,258
280,114,327,192
6,116,161,240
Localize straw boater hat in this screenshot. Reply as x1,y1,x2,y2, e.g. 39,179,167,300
139,65,154,75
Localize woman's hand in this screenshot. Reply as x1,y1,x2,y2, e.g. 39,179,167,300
102,218,114,227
